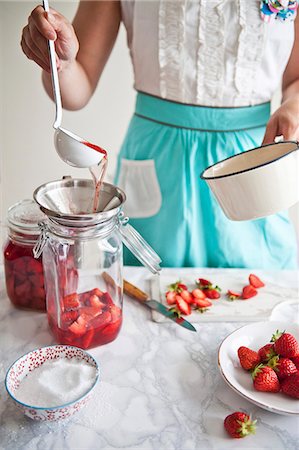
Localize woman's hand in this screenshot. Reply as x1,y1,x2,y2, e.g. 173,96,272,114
21,5,79,73
262,97,299,144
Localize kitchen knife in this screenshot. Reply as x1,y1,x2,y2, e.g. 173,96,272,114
123,279,197,332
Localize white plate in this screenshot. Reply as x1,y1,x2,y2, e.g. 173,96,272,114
218,321,299,415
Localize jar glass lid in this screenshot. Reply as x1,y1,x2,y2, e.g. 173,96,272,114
7,199,46,231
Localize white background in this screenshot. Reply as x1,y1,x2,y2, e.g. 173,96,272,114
0,0,298,250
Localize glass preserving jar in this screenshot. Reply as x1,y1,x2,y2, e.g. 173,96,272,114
3,199,46,311
33,179,161,349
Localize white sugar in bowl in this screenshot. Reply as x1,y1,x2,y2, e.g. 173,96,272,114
5,345,99,421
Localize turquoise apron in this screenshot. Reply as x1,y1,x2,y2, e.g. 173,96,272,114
115,92,297,268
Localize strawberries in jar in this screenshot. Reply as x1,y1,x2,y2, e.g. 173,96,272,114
3,200,46,311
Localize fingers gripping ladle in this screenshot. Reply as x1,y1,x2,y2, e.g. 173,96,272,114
42,0,106,168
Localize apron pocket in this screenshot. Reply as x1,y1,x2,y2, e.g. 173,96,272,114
118,159,162,218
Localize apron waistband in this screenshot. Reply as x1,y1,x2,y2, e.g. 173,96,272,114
135,92,270,132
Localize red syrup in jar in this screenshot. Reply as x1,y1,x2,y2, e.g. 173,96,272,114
4,240,46,311
83,141,108,213
47,288,122,349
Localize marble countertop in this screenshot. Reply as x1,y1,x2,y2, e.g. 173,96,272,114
0,267,298,450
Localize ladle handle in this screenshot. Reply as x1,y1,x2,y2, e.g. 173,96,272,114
42,0,62,129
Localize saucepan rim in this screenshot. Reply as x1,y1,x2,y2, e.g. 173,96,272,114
200,140,299,180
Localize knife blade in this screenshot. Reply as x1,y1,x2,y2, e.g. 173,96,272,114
123,279,197,332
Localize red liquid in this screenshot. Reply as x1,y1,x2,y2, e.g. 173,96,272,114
47,288,122,349
89,156,108,213
83,141,107,155
4,240,46,311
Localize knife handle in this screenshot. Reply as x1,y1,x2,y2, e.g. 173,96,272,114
102,271,149,303
123,279,149,303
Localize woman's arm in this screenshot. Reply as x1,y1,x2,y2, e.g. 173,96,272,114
21,1,121,110
262,15,299,144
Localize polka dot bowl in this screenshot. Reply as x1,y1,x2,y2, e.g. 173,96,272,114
5,345,99,421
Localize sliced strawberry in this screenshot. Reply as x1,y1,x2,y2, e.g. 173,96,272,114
168,280,188,293
205,289,220,299
226,290,241,301
249,274,265,289
180,290,194,304
165,291,177,305
193,298,212,308
175,295,191,315
242,285,257,300
192,289,206,300
63,293,80,310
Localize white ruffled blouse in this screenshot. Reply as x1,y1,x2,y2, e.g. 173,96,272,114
121,0,295,107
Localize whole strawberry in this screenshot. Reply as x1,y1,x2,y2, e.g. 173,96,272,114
258,343,276,362
271,330,299,358
281,372,299,399
268,356,298,381
291,356,299,370
252,364,280,392
224,412,256,439
238,346,261,371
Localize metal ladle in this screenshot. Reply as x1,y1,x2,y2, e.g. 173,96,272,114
43,0,106,168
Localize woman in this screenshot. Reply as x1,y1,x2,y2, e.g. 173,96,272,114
21,1,298,268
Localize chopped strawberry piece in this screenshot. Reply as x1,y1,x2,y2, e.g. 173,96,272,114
90,310,112,329
63,293,80,310
101,292,114,306
180,290,194,304
249,274,265,289
79,306,103,319
226,290,241,301
205,289,220,299
62,310,79,324
68,318,87,336
110,304,122,322
165,291,177,305
192,289,206,300
242,285,258,299
175,295,191,315
193,298,212,308
177,283,188,291
168,280,188,293
89,294,106,308
82,329,95,349
91,288,104,297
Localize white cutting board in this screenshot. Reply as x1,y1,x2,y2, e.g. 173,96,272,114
149,268,299,323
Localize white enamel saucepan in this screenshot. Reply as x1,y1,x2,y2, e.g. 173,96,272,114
201,141,299,221
42,0,106,168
